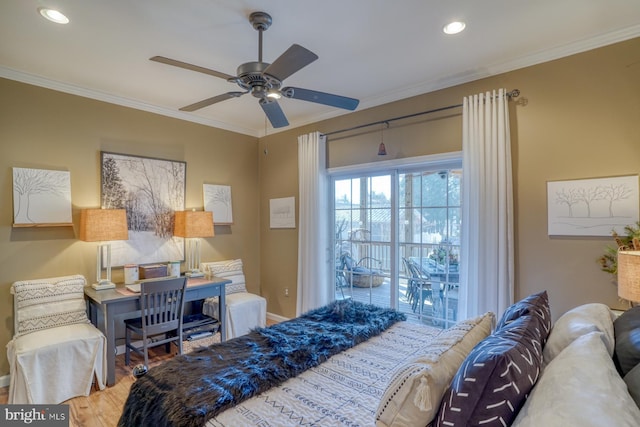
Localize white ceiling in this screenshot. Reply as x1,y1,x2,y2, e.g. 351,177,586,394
2,1,640,137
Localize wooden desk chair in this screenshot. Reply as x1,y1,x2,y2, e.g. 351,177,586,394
124,276,187,367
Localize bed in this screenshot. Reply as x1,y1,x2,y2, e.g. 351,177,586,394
119,295,640,427
118,300,428,427
208,319,441,426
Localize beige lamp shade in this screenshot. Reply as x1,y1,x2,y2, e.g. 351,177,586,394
79,209,129,242
617,250,640,302
173,210,214,238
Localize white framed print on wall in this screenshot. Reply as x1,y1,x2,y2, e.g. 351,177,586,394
203,184,233,224
12,167,73,227
270,196,296,229
547,175,639,236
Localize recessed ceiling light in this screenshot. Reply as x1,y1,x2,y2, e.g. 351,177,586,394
443,21,465,35
38,7,70,24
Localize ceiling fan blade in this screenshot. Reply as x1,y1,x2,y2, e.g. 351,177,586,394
150,56,236,81
259,98,289,128
282,87,359,110
263,44,318,81
179,92,246,112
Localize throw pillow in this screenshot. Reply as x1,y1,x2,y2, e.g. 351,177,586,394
375,312,495,427
543,303,616,365
624,363,640,409
613,305,640,376
495,290,549,330
512,332,640,427
200,259,247,294
433,313,545,427
12,275,89,337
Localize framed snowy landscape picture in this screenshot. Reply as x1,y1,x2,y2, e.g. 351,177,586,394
101,152,186,266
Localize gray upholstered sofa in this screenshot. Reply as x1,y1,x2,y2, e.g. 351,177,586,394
376,292,640,427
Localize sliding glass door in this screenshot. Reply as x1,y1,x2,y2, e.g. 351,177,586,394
332,163,461,328
334,175,392,308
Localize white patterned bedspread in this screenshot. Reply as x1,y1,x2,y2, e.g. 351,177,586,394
207,320,441,427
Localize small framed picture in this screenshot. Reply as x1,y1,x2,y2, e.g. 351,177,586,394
270,197,295,229
12,167,73,227
203,184,233,225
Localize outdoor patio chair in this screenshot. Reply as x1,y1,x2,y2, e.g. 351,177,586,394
340,253,384,288
403,258,444,325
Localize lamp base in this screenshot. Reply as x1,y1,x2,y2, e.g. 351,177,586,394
92,280,116,291
185,270,205,278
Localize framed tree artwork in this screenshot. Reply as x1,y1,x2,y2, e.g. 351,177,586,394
270,196,296,229
547,175,639,236
203,184,233,224
12,167,73,227
101,152,186,266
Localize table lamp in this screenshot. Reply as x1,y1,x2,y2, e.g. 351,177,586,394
617,250,640,306
80,208,129,290
173,210,214,278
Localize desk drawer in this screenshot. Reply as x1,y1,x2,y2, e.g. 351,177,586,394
186,283,223,300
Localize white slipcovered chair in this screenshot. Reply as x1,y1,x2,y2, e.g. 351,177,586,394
200,259,267,339
6,275,106,404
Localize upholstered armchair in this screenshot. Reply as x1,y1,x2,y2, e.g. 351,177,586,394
200,259,266,339
6,275,106,404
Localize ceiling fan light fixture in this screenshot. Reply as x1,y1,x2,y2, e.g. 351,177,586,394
38,7,69,24
150,11,358,129
443,21,465,35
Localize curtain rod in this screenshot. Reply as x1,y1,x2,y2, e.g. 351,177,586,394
325,89,520,137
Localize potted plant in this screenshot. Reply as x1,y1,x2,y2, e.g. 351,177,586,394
598,222,640,276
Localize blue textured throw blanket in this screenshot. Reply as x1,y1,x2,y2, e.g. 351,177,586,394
118,300,406,427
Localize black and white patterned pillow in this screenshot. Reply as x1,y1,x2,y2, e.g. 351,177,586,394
200,259,247,294
12,275,89,336
433,313,546,427
376,313,495,427
496,290,549,331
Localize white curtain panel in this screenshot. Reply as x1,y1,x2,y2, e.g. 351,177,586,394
459,88,514,319
296,131,331,316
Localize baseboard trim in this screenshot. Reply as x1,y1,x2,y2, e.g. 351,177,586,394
267,312,289,324
0,374,9,388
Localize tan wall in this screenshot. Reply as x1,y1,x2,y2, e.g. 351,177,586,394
259,37,640,320
0,78,259,376
1,36,638,377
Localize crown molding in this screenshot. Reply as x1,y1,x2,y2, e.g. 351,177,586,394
2,24,639,139
355,24,640,117
0,66,261,137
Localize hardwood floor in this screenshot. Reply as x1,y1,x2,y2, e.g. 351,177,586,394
0,347,176,427
1,320,279,427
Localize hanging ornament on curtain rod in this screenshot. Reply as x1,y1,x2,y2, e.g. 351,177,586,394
378,121,388,156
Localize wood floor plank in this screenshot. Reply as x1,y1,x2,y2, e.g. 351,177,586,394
0,348,174,427
1,320,279,426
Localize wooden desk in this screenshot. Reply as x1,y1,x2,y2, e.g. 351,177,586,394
84,276,229,386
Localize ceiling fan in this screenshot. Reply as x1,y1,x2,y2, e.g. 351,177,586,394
150,11,359,128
